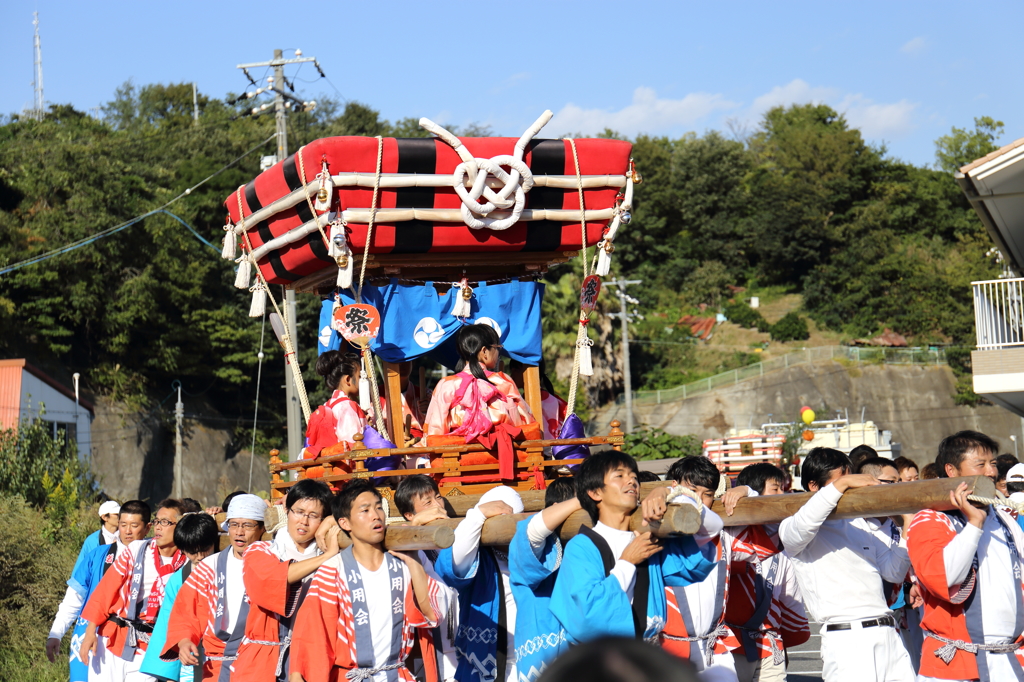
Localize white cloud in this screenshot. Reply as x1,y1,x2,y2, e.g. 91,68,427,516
839,96,918,138
548,86,738,136
901,36,927,54
750,79,838,115
744,79,918,139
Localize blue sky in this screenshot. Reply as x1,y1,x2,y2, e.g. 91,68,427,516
2,0,1020,168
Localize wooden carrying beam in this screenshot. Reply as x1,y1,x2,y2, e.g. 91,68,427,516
710,476,997,527
337,523,456,552
430,501,700,547
442,481,666,517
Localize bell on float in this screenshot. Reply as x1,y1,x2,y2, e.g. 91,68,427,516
620,210,632,224
337,255,349,268
317,186,330,203
462,287,473,300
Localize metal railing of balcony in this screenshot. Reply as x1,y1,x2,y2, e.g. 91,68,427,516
973,278,1024,350
616,346,947,406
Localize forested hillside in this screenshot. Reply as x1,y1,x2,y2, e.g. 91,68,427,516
0,84,1008,445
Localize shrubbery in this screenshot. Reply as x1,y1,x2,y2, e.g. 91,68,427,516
770,312,811,342
622,425,703,461
723,302,771,332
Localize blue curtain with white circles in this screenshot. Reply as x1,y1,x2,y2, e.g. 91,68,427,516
317,279,544,368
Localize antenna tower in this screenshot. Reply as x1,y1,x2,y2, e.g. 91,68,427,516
31,12,44,120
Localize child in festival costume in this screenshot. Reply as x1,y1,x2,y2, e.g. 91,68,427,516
393,475,459,682
48,501,146,682
161,495,268,681
423,325,540,480
507,478,580,681
550,452,717,646
780,448,914,682
908,430,1024,682
653,457,780,682
289,480,442,682
434,486,522,682
304,352,365,477
80,499,190,682
238,480,341,682
142,512,220,682
722,464,809,682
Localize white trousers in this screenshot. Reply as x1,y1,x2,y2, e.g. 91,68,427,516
86,645,156,682
820,625,915,682
732,651,787,682
692,650,740,682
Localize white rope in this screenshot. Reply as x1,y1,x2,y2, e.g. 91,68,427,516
969,494,1024,512
228,174,626,234
665,485,703,505
420,111,553,230
565,138,591,416
248,313,267,492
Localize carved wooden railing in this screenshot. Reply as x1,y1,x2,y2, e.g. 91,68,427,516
269,420,625,499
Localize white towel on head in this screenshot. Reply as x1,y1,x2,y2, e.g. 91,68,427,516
477,486,524,514
223,494,266,530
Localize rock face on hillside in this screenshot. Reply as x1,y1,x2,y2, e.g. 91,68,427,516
88,397,271,505
595,362,1024,467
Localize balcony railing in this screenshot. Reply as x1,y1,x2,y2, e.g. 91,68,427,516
973,278,1024,350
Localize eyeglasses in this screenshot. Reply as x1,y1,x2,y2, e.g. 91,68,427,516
288,509,322,521
877,479,898,485
153,519,177,527
486,344,503,350
227,522,262,531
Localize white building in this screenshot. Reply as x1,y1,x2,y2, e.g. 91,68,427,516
0,358,93,459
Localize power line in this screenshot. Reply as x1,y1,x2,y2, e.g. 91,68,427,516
0,133,276,276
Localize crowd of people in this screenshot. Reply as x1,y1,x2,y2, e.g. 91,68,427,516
41,326,1024,682
42,428,1024,682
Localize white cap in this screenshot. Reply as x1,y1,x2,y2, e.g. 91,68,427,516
1007,463,1024,484
1010,492,1024,506
98,501,121,517
222,494,266,531
477,486,524,514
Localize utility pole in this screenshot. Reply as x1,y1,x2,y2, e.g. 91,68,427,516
174,382,184,499
192,82,199,123
608,279,642,433
31,12,44,120
236,49,317,464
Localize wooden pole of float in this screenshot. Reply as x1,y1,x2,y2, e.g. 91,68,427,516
429,501,700,546
709,475,996,527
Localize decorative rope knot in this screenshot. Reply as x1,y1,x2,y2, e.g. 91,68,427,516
421,109,553,231
578,318,590,326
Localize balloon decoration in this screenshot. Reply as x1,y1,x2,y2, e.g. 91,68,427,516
802,429,814,441
801,407,816,425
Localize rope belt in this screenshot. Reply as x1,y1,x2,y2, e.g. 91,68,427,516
242,636,291,677
108,614,153,648
925,630,1024,664
205,653,238,662
345,662,404,681
663,624,729,666
727,624,786,666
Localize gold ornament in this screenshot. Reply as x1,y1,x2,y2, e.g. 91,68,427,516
317,186,330,203
461,287,473,300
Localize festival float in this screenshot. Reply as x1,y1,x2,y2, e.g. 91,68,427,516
221,111,639,505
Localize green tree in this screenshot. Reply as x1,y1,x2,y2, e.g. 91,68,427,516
622,425,702,461
935,116,1004,174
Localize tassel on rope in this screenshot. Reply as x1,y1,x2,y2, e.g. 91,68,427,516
596,240,613,277
234,255,252,289
248,284,266,318
579,336,594,376
451,278,473,318
222,222,236,260
314,158,333,212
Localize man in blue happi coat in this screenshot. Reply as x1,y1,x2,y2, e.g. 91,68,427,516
550,451,718,644
507,478,580,682
46,500,150,681
434,485,524,682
